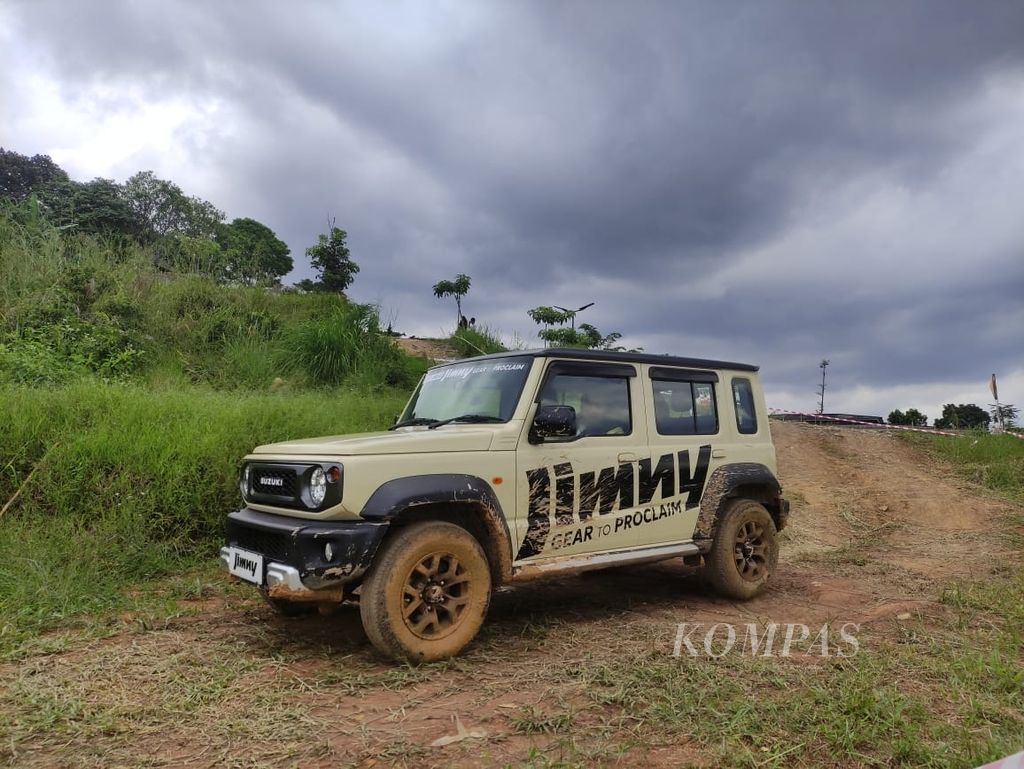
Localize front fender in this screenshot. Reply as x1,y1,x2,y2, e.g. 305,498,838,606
360,474,514,583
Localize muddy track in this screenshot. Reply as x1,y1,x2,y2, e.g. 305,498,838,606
2,422,1020,768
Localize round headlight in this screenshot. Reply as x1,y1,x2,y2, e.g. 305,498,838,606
309,467,327,507
239,464,250,498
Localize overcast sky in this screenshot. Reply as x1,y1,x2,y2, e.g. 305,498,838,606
2,0,1022,419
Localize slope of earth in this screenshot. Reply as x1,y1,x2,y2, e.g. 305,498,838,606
395,337,459,362
2,422,1021,768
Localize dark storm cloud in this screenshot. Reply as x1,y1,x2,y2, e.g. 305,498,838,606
5,0,1024,408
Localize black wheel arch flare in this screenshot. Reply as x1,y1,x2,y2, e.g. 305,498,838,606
693,462,790,548
360,474,515,585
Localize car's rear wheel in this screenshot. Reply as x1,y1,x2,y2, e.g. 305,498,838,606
359,520,491,663
704,499,778,599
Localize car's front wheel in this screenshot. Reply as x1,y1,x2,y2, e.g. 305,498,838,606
359,520,491,663
704,499,779,599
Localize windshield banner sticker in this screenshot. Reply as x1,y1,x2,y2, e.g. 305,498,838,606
424,361,527,384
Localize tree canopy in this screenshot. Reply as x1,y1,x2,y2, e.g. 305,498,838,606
122,171,224,240
934,403,990,429
433,273,471,325
305,225,359,293
0,148,69,201
216,218,292,286
888,408,928,427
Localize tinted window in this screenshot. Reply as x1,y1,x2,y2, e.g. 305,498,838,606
539,374,631,437
732,378,758,434
652,379,718,435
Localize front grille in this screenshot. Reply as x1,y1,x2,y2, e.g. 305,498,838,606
252,468,297,497
232,526,291,562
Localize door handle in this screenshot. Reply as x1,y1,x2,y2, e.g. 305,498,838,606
712,449,727,459
618,452,641,463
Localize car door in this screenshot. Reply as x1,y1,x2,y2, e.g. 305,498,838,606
513,359,649,562
633,365,727,549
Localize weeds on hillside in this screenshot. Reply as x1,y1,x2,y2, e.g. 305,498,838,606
906,431,1024,501
449,325,508,357
0,200,421,389
0,383,408,654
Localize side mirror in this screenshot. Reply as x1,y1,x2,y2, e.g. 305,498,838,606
530,404,577,443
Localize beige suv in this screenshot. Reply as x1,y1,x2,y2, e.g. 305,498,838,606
222,348,789,662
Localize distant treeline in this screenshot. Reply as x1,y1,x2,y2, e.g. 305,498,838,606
0,147,356,291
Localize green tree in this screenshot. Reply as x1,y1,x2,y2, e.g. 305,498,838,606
40,178,146,239
305,225,359,293
433,273,471,325
990,403,1019,428
216,217,292,285
0,148,69,201
527,305,573,327
888,408,927,427
934,403,990,429
527,306,626,349
122,171,224,246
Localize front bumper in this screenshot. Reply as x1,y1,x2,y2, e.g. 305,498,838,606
222,508,388,594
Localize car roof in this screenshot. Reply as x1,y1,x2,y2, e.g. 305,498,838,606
431,347,759,372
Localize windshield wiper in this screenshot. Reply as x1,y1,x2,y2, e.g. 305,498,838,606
388,417,441,430
427,414,505,429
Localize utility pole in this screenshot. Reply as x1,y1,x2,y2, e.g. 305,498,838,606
817,359,830,414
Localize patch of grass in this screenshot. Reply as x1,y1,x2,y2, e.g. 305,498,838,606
511,704,575,734
906,430,1024,501
449,324,508,357
0,381,407,655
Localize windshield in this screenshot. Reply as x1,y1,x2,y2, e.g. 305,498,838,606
400,356,533,423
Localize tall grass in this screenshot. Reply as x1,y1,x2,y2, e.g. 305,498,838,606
908,431,1024,501
448,324,508,357
0,200,421,390
0,382,408,653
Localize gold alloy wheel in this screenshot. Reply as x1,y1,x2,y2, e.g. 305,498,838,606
401,551,473,639
360,520,491,662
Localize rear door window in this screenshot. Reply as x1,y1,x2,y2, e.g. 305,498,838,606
652,379,718,435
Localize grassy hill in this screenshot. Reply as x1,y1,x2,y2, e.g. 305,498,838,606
0,202,437,650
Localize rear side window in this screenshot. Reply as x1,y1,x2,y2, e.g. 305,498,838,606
732,378,758,434
652,379,718,435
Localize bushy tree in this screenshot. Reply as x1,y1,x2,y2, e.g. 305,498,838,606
990,403,1019,428
45,178,147,239
305,225,359,293
0,148,69,201
527,305,573,327
216,217,292,286
433,273,471,325
934,403,990,429
527,305,627,349
121,171,224,241
888,408,927,427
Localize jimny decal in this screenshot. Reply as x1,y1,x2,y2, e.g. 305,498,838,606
515,446,711,559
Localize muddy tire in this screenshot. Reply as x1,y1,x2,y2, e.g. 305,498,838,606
359,521,491,663
704,499,778,600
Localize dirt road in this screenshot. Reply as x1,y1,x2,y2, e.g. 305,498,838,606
2,422,1020,768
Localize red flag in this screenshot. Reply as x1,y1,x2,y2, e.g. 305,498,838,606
989,374,998,401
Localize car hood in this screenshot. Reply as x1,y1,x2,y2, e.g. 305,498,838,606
250,425,503,456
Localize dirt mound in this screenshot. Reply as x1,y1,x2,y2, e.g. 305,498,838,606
396,337,459,362
772,421,1015,581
